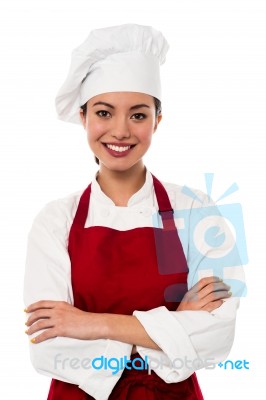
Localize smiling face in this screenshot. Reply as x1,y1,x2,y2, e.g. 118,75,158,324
79,92,162,173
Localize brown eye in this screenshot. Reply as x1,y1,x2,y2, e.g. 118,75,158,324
96,110,111,118
131,113,146,120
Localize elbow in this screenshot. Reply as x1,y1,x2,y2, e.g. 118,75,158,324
28,338,58,378
208,322,237,364
206,298,239,363
27,338,80,385
29,341,49,375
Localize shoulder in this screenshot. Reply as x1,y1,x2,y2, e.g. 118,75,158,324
30,189,84,235
161,179,211,210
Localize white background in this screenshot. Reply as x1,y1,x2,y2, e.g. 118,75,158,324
0,0,265,398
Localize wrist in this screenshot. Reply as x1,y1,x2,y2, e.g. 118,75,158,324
100,313,120,341
85,312,110,340
94,312,110,340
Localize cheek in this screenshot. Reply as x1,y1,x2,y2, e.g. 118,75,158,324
86,120,107,142
134,122,155,144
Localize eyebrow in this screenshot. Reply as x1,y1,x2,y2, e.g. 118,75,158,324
92,101,150,110
93,101,115,109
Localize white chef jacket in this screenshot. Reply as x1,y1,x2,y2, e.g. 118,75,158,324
24,170,245,400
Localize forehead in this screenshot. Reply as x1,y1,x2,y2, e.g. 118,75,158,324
87,92,154,107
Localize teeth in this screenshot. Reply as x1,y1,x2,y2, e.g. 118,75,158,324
106,144,131,152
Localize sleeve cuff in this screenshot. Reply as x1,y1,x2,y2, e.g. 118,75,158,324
133,306,198,382
79,341,132,400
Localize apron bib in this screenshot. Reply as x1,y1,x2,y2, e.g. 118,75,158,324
47,174,204,399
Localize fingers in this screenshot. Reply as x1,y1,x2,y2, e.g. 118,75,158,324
202,300,224,312
26,319,54,336
25,309,51,327
180,279,229,302
189,276,222,294
25,300,68,313
198,281,231,301
24,301,82,343
25,309,56,344
25,308,68,342
177,276,232,312
25,301,71,325
29,328,58,344
199,290,232,309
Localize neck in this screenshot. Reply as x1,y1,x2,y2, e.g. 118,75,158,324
96,162,146,206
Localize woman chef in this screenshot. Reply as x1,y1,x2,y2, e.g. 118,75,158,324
24,24,241,400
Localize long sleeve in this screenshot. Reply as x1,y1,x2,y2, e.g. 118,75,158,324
24,171,247,391
133,297,239,382
133,189,246,383
23,197,132,400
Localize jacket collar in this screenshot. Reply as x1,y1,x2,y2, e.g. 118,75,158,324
91,169,154,207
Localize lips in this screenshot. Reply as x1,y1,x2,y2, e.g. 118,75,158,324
102,142,136,157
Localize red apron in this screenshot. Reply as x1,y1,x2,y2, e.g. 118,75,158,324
47,174,204,400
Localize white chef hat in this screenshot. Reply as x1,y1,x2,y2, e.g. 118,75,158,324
55,23,169,124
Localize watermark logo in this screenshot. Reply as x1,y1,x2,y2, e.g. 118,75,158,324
218,359,250,370
152,173,248,300
54,354,250,374
54,354,216,375
54,354,149,375
180,173,248,269
91,355,149,375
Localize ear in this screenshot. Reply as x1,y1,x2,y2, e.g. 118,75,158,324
153,114,162,133
79,108,86,129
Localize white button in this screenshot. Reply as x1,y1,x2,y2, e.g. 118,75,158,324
140,207,152,217
101,208,110,218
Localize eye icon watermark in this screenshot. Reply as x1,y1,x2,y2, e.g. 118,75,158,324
181,173,248,269
193,215,236,257
152,173,248,300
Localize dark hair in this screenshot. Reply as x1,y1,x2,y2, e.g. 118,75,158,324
80,97,162,165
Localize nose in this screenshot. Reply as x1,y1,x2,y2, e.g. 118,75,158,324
111,117,131,139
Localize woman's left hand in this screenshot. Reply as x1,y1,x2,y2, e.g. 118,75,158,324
25,300,106,344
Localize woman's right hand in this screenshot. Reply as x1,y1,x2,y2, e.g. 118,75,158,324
177,276,232,312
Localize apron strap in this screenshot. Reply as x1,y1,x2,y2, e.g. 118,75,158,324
73,174,176,230
151,174,176,230
72,184,92,227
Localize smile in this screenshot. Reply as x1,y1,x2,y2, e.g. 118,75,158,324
106,144,132,153
102,143,136,157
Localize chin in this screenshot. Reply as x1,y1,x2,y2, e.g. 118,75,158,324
99,159,142,173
